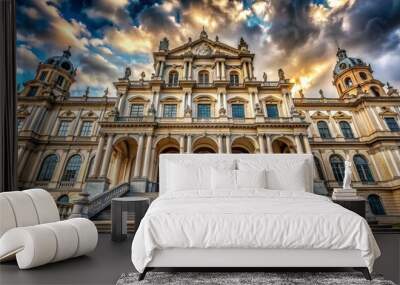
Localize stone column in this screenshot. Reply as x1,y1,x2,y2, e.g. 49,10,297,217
188,61,192,79
142,135,153,178
218,135,223,153
243,62,248,79
17,147,31,178
249,92,254,117
159,61,165,78
216,61,220,79
180,136,185,153
134,135,144,178
186,135,192,153
183,61,188,80
223,93,227,109
187,92,192,109
118,93,128,116
221,61,226,80
303,136,312,154
155,61,161,78
266,135,273,153
154,92,160,113
225,135,231,154
248,62,253,79
112,153,122,185
387,149,400,176
100,135,114,178
295,135,303,154
91,135,105,177
258,135,265,153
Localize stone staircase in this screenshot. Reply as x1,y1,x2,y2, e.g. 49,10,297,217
90,188,158,233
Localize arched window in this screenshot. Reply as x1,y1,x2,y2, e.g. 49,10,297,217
314,156,325,180
198,71,209,85
317,121,332,139
61,155,82,182
168,71,179,86
339,121,354,139
230,72,239,86
370,86,380,97
57,195,69,204
353,155,374,183
37,154,58,181
359,72,367,80
344,77,353,88
330,155,345,183
368,194,385,215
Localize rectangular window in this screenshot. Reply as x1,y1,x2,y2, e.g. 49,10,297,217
232,104,245,119
163,104,177,118
384,117,400,131
27,86,38,97
17,119,23,131
266,104,279,118
130,104,144,117
56,75,64,87
57,121,70,136
197,104,211,118
39,71,48,81
80,121,93,136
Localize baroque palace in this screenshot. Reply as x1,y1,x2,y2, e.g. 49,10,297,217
17,29,400,221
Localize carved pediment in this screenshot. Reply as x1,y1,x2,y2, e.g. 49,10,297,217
168,38,240,57
227,96,248,103
81,110,98,119
333,111,352,120
310,111,329,119
59,110,76,118
128,95,150,103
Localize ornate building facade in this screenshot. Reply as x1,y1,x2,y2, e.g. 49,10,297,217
17,30,400,220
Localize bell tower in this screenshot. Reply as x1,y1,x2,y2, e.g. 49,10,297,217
20,47,76,98
332,48,385,98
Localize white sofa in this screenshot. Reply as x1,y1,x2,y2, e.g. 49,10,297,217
0,188,98,269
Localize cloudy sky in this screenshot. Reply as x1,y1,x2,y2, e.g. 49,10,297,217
16,0,400,98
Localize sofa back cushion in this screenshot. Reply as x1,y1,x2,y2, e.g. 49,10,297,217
159,154,313,195
0,189,60,238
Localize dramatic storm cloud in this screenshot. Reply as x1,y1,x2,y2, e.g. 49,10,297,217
16,0,400,97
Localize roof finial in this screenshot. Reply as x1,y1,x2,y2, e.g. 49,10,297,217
63,46,72,58
200,26,208,39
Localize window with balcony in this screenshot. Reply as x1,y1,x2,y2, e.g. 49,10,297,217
339,121,354,138
27,86,38,97
229,72,239,86
130,104,144,117
266,104,279,118
57,121,69,136
163,104,177,118
168,71,179,86
384,117,400,131
232,104,245,119
61,155,81,182
317,121,332,139
80,121,93,136
197,104,211,118
198,71,209,85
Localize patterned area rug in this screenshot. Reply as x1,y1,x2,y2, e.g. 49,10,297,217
116,271,395,285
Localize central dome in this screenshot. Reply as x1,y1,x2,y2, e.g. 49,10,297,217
45,47,75,75
333,48,367,76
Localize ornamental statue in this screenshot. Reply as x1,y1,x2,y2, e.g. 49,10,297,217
159,37,169,51
319,89,325,98
200,26,208,39
343,159,353,190
103,87,109,97
83,86,90,98
185,105,192,117
299,89,304,98
278,68,285,81
120,67,131,80
387,82,399,96
238,37,248,51
263,72,267,82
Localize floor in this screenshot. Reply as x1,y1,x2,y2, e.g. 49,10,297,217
0,234,135,285
1,232,399,285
